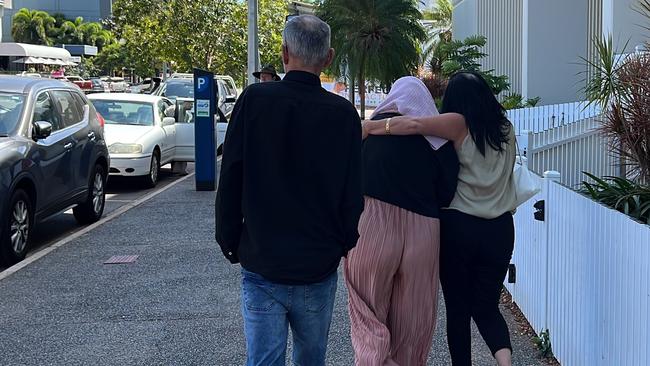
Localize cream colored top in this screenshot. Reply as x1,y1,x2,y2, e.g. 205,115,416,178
448,127,517,219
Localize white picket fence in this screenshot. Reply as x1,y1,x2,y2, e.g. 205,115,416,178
508,101,601,134
508,173,650,366
521,116,619,188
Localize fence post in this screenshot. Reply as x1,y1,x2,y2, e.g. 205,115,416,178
542,170,561,331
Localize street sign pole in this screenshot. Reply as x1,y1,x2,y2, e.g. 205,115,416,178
193,68,217,191
247,0,260,86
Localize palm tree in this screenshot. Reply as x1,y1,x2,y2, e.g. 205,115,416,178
58,17,86,44
79,22,114,49
422,0,453,66
11,8,56,45
318,0,426,118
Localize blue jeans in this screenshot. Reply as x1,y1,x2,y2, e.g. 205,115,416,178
240,268,338,366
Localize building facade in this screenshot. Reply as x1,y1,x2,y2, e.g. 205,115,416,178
0,0,9,43
452,0,647,105
2,0,113,42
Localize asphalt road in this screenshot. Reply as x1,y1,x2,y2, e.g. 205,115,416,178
0,163,195,273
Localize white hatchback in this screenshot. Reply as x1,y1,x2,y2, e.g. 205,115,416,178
88,93,226,187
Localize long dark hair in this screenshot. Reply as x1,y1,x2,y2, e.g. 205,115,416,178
440,71,510,156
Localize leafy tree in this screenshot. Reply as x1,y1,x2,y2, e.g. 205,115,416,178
11,8,56,45
111,0,166,76
94,42,130,75
429,35,510,95
80,22,114,49
319,0,426,118
111,0,286,84
78,56,100,78
258,0,287,75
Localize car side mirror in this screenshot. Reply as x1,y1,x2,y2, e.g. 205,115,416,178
225,97,236,103
162,117,176,126
32,121,52,140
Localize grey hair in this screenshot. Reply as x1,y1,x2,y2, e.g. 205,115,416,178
282,15,331,67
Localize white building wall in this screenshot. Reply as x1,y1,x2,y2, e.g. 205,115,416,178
452,0,650,105
477,0,523,96
452,0,478,41
524,0,589,104
586,0,604,86
606,0,647,51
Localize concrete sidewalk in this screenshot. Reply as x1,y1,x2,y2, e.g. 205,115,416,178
0,176,544,365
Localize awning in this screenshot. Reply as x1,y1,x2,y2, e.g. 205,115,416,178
50,58,67,66
12,56,41,64
0,43,72,59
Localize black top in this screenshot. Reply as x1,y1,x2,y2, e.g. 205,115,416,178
215,71,363,285
362,113,459,218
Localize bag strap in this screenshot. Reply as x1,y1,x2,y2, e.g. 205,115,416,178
514,133,523,157
513,133,529,168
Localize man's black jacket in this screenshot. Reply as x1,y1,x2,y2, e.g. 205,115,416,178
215,71,363,285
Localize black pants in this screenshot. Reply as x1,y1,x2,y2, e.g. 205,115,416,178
440,209,515,365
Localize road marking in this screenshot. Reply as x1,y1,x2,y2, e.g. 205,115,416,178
0,172,197,282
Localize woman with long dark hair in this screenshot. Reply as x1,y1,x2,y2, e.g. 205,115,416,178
363,71,517,366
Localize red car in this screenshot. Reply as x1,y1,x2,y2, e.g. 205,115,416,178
53,75,93,93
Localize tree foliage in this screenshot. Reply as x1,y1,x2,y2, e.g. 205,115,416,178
11,8,114,49
11,8,56,45
422,0,453,62
111,0,287,84
580,1,650,182
318,0,426,117
429,35,510,95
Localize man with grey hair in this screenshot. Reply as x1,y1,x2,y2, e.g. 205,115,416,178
215,15,363,365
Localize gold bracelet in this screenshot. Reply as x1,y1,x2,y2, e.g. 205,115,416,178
385,118,391,135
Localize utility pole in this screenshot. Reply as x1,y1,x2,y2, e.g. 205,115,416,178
247,0,260,86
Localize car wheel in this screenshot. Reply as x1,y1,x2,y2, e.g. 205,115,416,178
73,164,107,225
0,189,33,266
144,151,160,188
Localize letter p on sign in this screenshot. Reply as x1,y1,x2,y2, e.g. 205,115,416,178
197,77,208,92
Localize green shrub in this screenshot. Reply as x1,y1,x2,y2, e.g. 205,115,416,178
532,329,553,358
501,93,541,110
581,172,650,224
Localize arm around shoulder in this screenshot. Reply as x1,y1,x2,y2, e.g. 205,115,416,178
364,112,467,142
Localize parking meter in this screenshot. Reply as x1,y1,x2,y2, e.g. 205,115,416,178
193,68,217,191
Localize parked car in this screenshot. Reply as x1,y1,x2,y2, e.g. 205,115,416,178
88,93,226,187
153,77,236,118
153,78,194,101
50,76,83,90
174,97,228,157
101,77,129,93
130,77,162,95
164,74,238,110
215,76,238,117
15,72,41,78
0,77,110,266
169,73,193,80
63,75,93,93
89,78,110,94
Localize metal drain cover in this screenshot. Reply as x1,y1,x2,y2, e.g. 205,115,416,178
104,255,139,264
